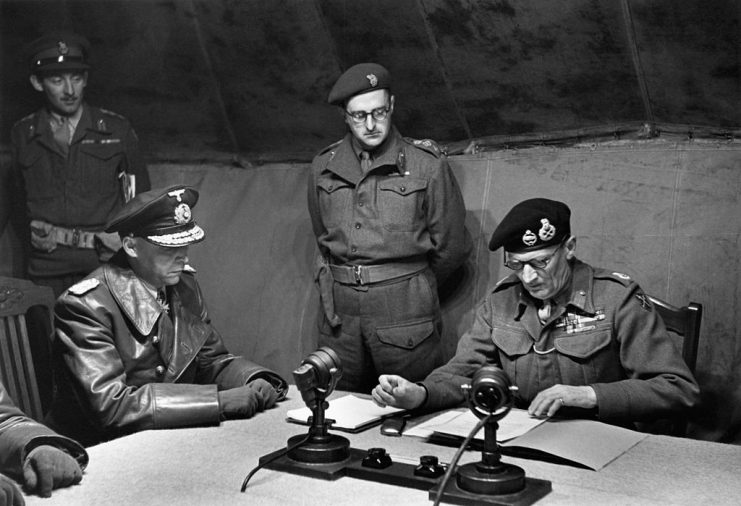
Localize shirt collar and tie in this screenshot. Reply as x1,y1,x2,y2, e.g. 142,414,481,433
49,110,81,156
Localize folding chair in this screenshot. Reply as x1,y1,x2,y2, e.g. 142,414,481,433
0,276,55,422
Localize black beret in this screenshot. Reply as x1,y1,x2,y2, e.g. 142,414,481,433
105,185,205,247
25,31,91,74
328,63,391,105
489,198,571,252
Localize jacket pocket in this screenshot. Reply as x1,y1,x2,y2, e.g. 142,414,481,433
316,176,353,228
78,141,124,199
554,331,612,359
378,177,426,232
18,148,55,201
376,318,434,350
491,327,532,358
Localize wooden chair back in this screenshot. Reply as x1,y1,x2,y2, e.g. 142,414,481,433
0,276,55,422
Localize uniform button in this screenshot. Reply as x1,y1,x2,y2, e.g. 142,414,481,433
358,201,364,207
152,335,160,345
407,339,414,347
400,186,406,193
155,365,165,376
579,290,586,296
328,185,333,191
355,223,361,229
351,246,357,253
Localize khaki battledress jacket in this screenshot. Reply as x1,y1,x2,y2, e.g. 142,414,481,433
421,259,700,425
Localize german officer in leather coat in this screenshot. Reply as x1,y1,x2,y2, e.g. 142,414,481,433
1,381,87,503
373,198,700,428
46,185,288,446
308,63,472,392
4,31,150,298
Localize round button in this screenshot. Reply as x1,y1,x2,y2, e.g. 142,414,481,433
328,185,333,191
579,290,586,296
155,365,165,376
358,201,364,207
400,186,406,193
355,223,361,229
407,339,414,347
351,247,357,253
152,335,160,345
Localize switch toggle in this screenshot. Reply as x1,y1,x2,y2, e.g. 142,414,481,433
362,447,392,469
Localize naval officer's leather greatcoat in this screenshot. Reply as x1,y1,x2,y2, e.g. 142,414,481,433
47,251,287,446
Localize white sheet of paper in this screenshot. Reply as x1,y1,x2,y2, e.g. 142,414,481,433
404,407,546,441
286,394,404,430
501,418,647,470
404,407,648,470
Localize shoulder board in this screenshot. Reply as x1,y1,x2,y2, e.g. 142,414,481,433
492,273,520,293
183,264,197,273
16,112,35,125
12,112,36,130
68,278,100,296
404,137,442,158
594,270,633,287
98,108,126,120
316,138,343,157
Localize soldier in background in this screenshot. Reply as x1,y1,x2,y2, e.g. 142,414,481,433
308,63,472,392
5,31,150,298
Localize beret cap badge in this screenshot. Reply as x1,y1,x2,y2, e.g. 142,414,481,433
366,73,378,87
538,218,556,241
522,230,537,246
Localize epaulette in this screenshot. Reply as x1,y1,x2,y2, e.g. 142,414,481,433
14,112,35,126
594,270,633,287
316,138,343,157
405,137,442,158
12,112,36,133
492,273,520,293
67,278,100,296
98,108,126,120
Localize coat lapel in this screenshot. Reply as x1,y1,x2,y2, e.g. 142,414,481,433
163,288,211,383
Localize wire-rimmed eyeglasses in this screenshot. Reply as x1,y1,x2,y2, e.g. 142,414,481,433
345,105,391,124
504,245,563,271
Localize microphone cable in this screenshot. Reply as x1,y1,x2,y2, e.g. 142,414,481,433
240,432,312,492
432,413,491,506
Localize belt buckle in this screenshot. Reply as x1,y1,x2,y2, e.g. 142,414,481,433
353,265,364,285
71,228,81,248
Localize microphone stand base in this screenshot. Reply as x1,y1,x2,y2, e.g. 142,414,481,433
429,472,551,506
286,433,350,464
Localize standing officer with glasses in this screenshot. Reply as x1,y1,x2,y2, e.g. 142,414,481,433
373,198,699,429
308,63,471,392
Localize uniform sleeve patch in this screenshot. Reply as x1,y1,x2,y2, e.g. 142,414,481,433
68,278,100,296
